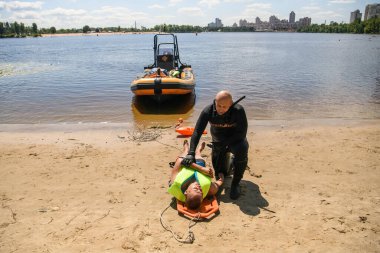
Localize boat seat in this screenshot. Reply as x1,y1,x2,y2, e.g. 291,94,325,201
157,54,175,71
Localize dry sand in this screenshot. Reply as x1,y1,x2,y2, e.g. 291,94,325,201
0,119,379,252
41,32,156,38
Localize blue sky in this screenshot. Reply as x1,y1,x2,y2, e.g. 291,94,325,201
0,0,373,28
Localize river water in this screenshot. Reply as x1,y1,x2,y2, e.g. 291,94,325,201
0,32,379,125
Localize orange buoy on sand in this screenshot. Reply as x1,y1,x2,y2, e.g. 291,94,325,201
175,127,207,136
176,195,219,220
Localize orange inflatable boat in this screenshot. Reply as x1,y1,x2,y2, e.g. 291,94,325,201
130,34,195,98
176,195,219,220
175,127,207,136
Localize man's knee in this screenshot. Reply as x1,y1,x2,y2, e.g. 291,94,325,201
234,158,247,174
212,149,228,175
229,139,249,161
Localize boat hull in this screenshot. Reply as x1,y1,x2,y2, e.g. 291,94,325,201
131,68,195,96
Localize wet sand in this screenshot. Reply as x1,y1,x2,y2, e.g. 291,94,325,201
0,119,379,252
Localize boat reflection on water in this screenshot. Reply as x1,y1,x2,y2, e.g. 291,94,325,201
131,92,196,126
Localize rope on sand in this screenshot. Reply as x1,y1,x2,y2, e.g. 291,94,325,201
246,165,262,178
127,125,162,142
127,124,183,151
159,199,200,244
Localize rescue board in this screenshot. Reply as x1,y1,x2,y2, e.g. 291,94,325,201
175,127,207,136
176,195,219,220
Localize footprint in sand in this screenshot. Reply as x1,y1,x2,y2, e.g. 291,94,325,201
106,191,123,204
121,238,139,252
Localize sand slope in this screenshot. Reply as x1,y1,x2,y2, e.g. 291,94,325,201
0,120,379,252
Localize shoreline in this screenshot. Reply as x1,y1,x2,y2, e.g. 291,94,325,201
0,118,379,133
40,32,158,37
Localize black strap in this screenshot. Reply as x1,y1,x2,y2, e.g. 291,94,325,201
231,96,246,107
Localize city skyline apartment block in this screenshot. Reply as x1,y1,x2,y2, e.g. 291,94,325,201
299,17,311,27
350,9,362,23
289,11,295,24
211,10,311,31
364,3,380,20
208,18,223,28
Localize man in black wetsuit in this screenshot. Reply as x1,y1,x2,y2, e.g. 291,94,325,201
182,90,249,200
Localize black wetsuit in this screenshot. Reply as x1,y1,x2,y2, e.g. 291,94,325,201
189,101,249,185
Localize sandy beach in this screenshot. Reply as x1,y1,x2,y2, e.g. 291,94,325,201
41,32,156,38
0,119,379,252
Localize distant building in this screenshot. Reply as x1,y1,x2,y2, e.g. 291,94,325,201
364,3,380,21
208,18,223,28
255,17,262,24
254,18,271,31
239,19,248,27
215,18,223,28
289,11,295,24
239,19,255,27
298,17,311,27
350,9,362,23
269,15,280,25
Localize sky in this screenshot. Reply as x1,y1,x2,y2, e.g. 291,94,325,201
0,0,374,29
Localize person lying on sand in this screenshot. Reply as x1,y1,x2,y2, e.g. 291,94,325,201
168,140,224,210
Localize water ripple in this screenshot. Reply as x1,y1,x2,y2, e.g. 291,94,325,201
0,33,379,123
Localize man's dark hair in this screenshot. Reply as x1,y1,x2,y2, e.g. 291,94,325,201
185,195,202,210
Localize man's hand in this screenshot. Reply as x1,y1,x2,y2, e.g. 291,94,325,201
207,167,214,178
181,153,195,166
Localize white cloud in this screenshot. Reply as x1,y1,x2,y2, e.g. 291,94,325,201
240,2,274,21
44,7,87,17
329,0,355,3
148,4,164,9
224,0,245,3
178,7,204,16
199,0,221,8
154,15,176,19
300,5,343,23
169,0,183,6
0,1,43,11
10,10,39,19
7,5,152,29
302,6,321,12
246,3,272,9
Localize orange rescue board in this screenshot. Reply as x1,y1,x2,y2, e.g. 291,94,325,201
175,127,207,136
176,195,219,220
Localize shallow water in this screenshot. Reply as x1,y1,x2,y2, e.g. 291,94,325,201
0,33,379,124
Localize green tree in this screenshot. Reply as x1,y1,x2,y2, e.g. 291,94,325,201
32,23,38,34
364,17,380,33
0,22,4,37
82,25,90,33
50,26,56,34
20,23,25,35
13,21,20,35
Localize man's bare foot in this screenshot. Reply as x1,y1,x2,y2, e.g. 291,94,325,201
183,139,189,150
175,118,183,129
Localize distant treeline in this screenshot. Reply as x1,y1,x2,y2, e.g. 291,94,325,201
154,24,256,32
1,18,379,38
298,17,380,34
0,22,254,37
0,21,40,38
